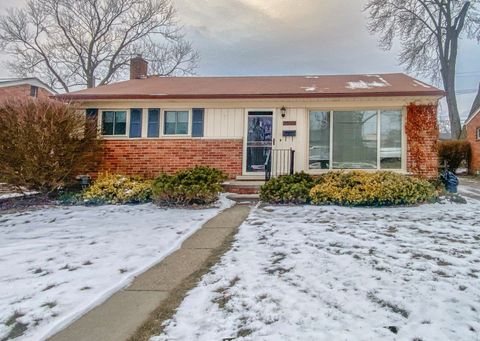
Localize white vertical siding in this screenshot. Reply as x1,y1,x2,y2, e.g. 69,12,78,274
274,108,307,173
204,108,244,138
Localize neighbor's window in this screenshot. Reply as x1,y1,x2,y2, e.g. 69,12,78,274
380,110,402,169
333,111,378,169
477,127,480,140
102,111,126,136
164,111,189,135
30,85,38,97
309,111,330,169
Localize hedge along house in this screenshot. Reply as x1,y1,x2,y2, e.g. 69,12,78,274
58,57,444,185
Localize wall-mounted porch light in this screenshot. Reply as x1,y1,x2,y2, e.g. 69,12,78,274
281,106,287,118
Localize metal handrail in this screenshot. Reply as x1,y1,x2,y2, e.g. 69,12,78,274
264,149,272,181
264,148,295,181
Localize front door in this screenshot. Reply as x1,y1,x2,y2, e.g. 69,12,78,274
245,111,273,173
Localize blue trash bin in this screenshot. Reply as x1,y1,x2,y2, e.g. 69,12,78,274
441,171,459,193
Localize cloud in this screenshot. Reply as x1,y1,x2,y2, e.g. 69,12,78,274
174,0,402,75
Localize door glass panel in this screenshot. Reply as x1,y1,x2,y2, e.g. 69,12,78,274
246,113,273,172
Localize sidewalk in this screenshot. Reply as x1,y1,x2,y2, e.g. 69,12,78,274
49,203,252,341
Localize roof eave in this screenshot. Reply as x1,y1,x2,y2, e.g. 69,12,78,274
57,90,446,101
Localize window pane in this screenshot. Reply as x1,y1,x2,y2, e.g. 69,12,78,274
164,112,176,135
102,111,114,135
114,111,126,135
309,111,330,169
333,111,377,169
165,122,176,135
165,112,176,123
177,111,189,134
177,122,188,134
104,111,114,122
177,111,188,123
381,110,402,169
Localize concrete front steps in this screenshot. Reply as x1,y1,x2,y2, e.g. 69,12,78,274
222,179,265,195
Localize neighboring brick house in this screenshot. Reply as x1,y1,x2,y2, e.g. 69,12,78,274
465,106,480,174
0,78,56,102
57,57,444,180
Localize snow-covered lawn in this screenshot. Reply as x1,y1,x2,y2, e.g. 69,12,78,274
154,198,480,341
0,197,232,341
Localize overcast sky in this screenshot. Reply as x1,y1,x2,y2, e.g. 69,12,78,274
0,0,479,117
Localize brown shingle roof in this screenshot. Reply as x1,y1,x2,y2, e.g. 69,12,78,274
57,73,444,100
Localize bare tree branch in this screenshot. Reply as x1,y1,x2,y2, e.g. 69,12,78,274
364,0,479,139
0,0,198,91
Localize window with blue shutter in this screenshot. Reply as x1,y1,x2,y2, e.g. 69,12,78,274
192,108,204,137
129,108,142,138
148,109,160,137
86,108,98,133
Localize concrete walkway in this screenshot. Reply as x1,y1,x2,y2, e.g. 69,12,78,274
459,176,480,200
49,203,251,341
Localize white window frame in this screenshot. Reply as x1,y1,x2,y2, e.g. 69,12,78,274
100,109,129,137
306,108,406,173
476,127,480,140
161,109,192,137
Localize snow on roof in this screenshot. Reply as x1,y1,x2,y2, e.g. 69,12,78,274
412,80,432,89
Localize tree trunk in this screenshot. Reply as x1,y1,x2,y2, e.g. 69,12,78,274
470,82,480,118
86,74,95,88
443,68,462,139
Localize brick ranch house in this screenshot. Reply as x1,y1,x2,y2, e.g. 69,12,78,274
0,77,55,102
58,57,444,183
465,105,480,174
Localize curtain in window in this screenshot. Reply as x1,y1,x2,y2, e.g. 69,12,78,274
309,111,330,169
380,110,402,169
332,111,377,169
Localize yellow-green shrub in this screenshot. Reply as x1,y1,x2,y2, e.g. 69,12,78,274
309,171,437,206
83,173,152,204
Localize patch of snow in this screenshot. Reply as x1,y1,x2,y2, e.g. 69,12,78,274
346,80,389,90
0,191,38,200
0,195,233,341
305,76,319,79
153,197,480,341
301,86,317,92
412,80,431,88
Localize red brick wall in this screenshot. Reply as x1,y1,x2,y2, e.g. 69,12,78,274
406,104,439,179
467,113,480,174
99,139,243,179
0,84,52,102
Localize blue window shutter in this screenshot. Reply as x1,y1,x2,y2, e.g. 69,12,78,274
129,108,142,138
86,108,98,132
148,109,160,137
192,108,204,137
86,108,98,119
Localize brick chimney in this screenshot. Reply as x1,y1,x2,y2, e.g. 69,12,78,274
130,54,148,80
